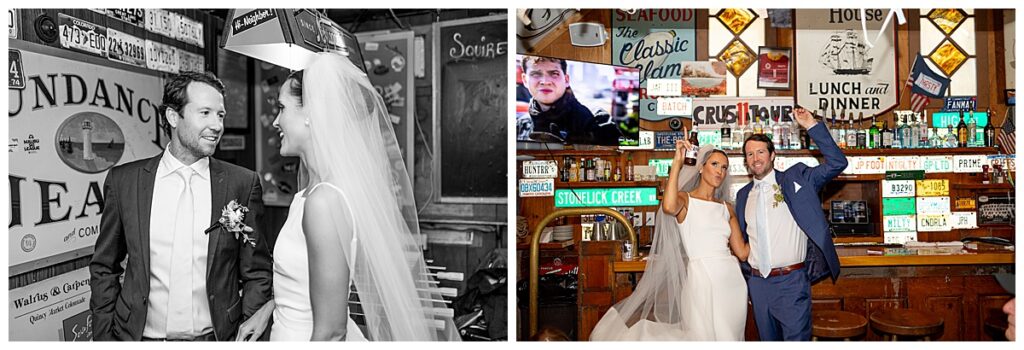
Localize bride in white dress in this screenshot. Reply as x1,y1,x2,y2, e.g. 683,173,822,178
591,138,749,341
235,53,459,341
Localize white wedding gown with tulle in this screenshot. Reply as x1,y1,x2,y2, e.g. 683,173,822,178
270,184,367,341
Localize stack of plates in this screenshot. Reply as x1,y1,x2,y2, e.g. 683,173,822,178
551,225,574,241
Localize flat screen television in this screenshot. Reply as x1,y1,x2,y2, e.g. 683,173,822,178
516,54,640,147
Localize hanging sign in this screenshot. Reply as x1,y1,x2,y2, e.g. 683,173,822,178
942,96,977,112
917,213,951,232
915,179,949,197
691,97,794,128
916,196,951,215
106,28,146,68
883,215,916,232
931,111,989,128
795,9,898,119
8,268,93,341
656,97,694,116
58,14,108,58
106,9,145,27
921,155,954,173
953,155,988,173
522,160,558,179
950,212,978,229
845,156,886,174
647,78,682,96
882,197,916,216
554,187,659,208
519,179,555,197
882,180,916,197
611,9,697,121
885,156,922,172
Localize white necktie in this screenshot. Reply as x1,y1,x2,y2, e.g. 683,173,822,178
756,182,772,278
167,167,195,336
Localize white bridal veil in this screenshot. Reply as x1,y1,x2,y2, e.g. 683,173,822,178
590,145,732,341
300,52,459,341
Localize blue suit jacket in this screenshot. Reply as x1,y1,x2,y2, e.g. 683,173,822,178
735,123,848,283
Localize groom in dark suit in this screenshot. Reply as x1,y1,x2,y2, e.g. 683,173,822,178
735,107,847,341
89,72,273,341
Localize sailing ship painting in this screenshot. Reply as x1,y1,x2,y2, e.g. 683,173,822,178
819,29,873,75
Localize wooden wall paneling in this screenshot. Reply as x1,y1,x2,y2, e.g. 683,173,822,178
908,276,965,340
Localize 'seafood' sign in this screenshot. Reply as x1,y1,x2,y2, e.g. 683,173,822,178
656,97,694,116
522,160,558,179
921,155,954,173
883,215,916,232
885,156,922,172
915,179,949,197
882,180,916,197
554,187,659,208
846,156,885,174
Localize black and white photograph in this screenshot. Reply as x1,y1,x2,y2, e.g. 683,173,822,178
8,8,507,342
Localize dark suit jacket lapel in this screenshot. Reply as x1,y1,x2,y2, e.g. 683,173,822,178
207,158,227,277
137,155,161,273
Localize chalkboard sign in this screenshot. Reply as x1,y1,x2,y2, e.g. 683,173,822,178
977,195,1014,225
434,14,507,203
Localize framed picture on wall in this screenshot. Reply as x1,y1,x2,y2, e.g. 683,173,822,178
757,46,791,90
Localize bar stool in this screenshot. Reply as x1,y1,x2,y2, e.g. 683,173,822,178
811,310,868,340
869,309,944,341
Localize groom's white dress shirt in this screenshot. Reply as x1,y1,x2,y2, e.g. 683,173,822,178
144,148,213,339
745,170,808,272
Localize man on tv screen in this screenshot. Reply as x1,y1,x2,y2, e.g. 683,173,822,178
520,55,623,145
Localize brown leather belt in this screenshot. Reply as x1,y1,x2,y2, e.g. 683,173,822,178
751,262,805,278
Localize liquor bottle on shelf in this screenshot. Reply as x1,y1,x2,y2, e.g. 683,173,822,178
908,113,920,148
594,157,602,182
853,112,865,149
836,110,847,148
603,159,611,181
753,112,764,135
741,111,754,143
731,113,745,150
569,158,579,182
881,116,894,149
720,118,732,150
765,114,776,145
830,109,841,145
984,108,996,147
957,111,968,148
789,113,802,150
946,119,957,148
565,156,573,182
901,115,914,149
919,110,931,147
614,160,622,181
684,131,699,166
967,110,977,146
845,113,857,149
869,113,880,149
626,154,634,181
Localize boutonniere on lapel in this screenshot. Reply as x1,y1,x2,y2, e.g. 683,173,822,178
771,184,784,208
205,200,256,247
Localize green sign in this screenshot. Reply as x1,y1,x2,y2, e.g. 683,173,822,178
697,130,721,148
882,197,917,216
649,158,673,177
554,187,660,208
885,170,925,180
932,111,988,128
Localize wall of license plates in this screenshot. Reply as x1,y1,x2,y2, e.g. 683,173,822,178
9,8,213,74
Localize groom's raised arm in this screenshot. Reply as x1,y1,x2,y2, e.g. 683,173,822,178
89,168,127,341
238,172,273,321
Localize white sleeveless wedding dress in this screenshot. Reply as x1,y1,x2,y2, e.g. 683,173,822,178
271,183,367,341
675,197,747,340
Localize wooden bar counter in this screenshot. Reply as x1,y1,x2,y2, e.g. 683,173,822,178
599,244,1015,341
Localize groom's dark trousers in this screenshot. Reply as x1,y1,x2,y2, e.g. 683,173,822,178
735,122,847,341
89,154,273,341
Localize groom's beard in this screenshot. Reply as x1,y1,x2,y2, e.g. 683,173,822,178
176,131,221,159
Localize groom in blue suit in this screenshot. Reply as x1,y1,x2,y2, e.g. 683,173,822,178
735,107,847,341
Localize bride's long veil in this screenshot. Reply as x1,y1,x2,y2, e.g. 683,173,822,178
301,52,459,341
590,145,731,341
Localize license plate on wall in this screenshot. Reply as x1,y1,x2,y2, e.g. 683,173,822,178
522,160,558,179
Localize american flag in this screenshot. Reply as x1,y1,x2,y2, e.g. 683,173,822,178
905,55,949,113
997,110,1015,154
